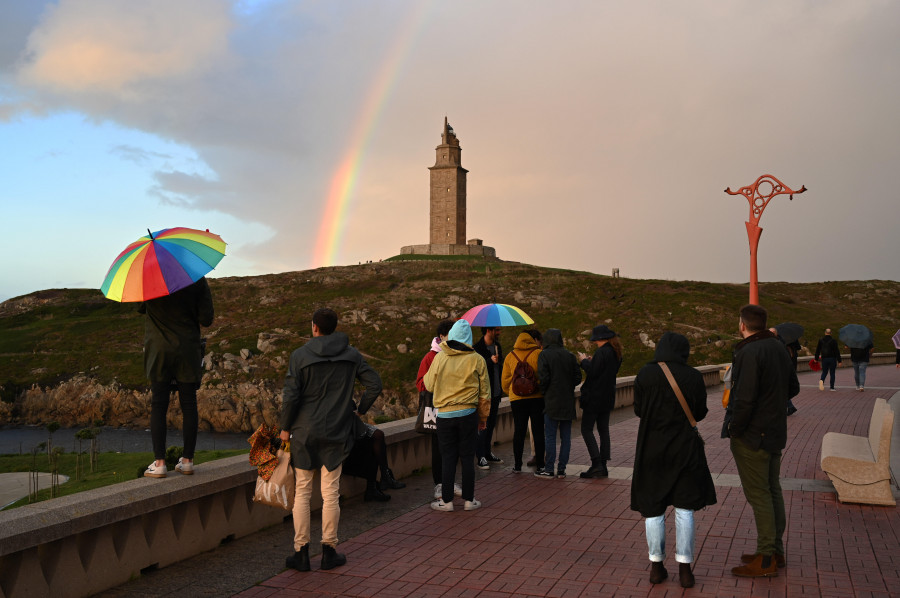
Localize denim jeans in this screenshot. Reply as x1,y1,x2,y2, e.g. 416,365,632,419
544,415,571,473
820,357,838,389
645,508,695,563
852,361,868,388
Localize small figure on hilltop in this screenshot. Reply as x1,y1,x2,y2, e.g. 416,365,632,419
474,326,505,469
501,329,545,473
415,319,463,500
140,277,214,479
280,308,382,572
424,319,490,512
632,332,716,588
535,328,581,479
814,328,842,391
725,305,799,578
577,325,623,478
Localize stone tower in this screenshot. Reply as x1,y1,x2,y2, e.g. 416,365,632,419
429,117,468,245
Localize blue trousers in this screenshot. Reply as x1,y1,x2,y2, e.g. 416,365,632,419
543,415,572,473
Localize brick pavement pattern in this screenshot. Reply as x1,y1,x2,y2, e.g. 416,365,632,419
238,367,900,597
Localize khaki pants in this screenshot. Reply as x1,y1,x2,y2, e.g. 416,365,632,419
292,464,342,550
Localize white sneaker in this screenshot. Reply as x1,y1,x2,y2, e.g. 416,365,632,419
818,380,824,391
453,483,463,496
434,484,443,499
477,457,490,470
431,499,454,512
464,499,481,511
175,458,194,475
144,461,167,478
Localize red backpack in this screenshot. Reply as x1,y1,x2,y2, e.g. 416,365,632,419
511,349,539,396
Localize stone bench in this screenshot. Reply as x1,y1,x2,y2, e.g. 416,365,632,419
820,397,896,506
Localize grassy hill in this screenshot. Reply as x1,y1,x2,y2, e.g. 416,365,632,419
2,256,898,424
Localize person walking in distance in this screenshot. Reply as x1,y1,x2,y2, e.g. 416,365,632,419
814,328,842,391
474,326,504,469
280,308,382,572
726,305,799,578
577,325,623,478
140,277,214,479
848,340,874,391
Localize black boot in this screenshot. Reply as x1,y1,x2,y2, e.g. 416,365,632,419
364,479,391,502
649,561,668,584
580,459,608,479
320,543,347,570
285,544,310,572
679,563,695,588
596,460,609,477
380,468,406,490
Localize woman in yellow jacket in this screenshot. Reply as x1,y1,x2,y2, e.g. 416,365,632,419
501,330,545,473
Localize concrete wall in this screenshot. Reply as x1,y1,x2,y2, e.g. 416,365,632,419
399,243,496,257
0,361,769,598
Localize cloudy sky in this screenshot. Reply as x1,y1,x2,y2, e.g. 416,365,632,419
2,0,899,302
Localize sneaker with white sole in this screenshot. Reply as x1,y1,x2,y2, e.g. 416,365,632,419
477,457,490,470
175,458,194,475
534,468,554,478
486,453,503,463
818,380,824,391
434,484,443,499
144,461,167,478
464,499,481,511
431,499,454,512
453,483,462,496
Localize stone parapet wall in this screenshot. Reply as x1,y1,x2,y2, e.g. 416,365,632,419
400,243,496,257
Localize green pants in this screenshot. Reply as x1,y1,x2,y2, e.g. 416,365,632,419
730,438,785,556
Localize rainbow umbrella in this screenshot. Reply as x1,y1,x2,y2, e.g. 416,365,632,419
101,227,226,302
460,303,534,327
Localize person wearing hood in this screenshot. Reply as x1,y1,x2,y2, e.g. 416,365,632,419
415,319,462,500
279,308,382,572
577,325,623,478
534,329,582,478
424,319,490,512
501,329,546,472
631,332,716,588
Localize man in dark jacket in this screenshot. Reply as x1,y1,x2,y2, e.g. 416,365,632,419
473,327,504,468
814,328,842,391
535,329,581,478
279,308,382,572
727,305,800,578
140,277,214,478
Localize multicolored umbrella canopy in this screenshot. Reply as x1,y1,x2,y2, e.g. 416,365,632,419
459,303,534,327
101,227,226,302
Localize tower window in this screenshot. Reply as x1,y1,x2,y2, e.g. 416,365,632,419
447,188,450,192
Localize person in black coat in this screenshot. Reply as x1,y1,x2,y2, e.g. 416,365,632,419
535,329,582,478
631,332,716,588
577,325,622,478
473,327,504,467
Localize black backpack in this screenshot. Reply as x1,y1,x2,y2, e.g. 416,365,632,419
511,349,539,396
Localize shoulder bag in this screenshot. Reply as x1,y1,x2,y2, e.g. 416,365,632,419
658,362,704,445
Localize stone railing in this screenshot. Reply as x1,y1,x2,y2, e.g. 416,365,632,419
0,362,726,598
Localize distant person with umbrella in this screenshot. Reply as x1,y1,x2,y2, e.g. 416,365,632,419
840,324,875,392
814,328,842,392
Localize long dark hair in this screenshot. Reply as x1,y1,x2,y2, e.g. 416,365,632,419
607,336,623,361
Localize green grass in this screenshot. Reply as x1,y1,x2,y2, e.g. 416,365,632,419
0,448,249,510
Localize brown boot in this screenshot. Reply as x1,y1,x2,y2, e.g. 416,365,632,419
741,552,785,568
649,561,668,584
732,554,778,578
679,563,694,588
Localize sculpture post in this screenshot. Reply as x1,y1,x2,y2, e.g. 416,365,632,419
725,175,806,305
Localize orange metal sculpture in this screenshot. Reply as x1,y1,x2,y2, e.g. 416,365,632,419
725,174,806,305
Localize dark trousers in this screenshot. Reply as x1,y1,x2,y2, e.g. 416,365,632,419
430,433,442,485
820,357,837,389
475,396,501,460
150,381,198,461
730,438,785,556
581,406,611,462
511,397,545,468
437,412,477,502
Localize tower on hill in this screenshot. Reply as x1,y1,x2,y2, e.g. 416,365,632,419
400,118,496,258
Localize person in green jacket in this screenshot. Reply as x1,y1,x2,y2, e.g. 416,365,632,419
140,277,213,479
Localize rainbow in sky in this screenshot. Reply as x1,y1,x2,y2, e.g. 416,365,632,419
311,4,432,267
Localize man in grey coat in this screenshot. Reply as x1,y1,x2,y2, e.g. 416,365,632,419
279,308,382,572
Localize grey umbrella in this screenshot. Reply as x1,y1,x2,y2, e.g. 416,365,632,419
839,324,873,349
774,322,804,345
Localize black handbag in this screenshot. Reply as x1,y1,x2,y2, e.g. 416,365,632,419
415,391,437,434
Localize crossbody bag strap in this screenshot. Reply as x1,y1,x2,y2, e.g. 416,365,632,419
658,361,698,429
